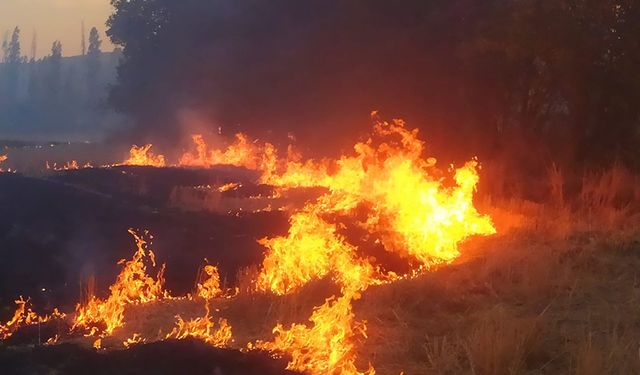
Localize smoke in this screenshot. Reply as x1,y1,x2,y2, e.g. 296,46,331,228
106,0,480,157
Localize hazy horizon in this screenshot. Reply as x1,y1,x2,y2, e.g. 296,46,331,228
0,0,115,59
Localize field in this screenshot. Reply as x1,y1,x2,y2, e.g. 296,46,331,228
1,141,639,375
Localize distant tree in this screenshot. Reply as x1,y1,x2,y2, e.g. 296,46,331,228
7,27,21,65
88,27,102,57
51,40,62,60
29,31,37,62
81,21,86,56
46,41,63,98
1,27,23,101
1,31,8,63
86,27,103,101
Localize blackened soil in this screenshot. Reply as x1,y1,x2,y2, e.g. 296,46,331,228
0,339,299,375
0,170,289,315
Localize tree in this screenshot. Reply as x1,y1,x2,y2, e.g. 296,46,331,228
51,40,62,60
2,27,23,101
7,27,21,65
86,27,103,101
1,31,9,63
46,41,63,98
105,0,640,169
81,21,86,56
464,1,640,168
88,27,102,57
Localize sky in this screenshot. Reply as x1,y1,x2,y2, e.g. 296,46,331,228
0,0,115,59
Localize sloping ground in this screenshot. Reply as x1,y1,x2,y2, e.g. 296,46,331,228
0,339,297,375
2,166,640,374
353,205,640,374
6,205,635,375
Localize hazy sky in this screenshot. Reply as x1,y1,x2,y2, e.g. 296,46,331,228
1,0,115,59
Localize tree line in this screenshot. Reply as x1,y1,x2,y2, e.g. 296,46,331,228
0,26,121,140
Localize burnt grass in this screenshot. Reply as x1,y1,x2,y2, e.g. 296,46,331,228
0,339,297,375
0,167,288,311
0,167,297,374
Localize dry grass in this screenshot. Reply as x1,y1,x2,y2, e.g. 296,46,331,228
72,164,640,374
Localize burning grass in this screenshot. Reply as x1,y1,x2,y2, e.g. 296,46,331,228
2,202,639,374
2,116,640,374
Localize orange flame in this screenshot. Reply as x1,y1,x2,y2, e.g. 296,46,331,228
0,116,495,375
257,292,374,375
0,297,65,340
121,144,166,167
123,332,145,348
165,305,233,347
253,116,495,374
46,160,93,171
217,182,241,193
0,154,7,172
256,206,374,295
197,265,223,300
259,117,495,268
72,229,168,335
179,133,274,170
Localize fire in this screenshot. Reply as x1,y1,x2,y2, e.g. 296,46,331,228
46,160,93,171
121,144,166,167
123,333,145,348
197,265,223,300
217,182,241,193
256,206,375,295
0,115,495,375
72,229,168,335
257,292,373,375
165,305,233,347
46,335,59,345
0,297,65,340
259,117,495,267
179,133,268,169
0,154,7,172
252,116,495,374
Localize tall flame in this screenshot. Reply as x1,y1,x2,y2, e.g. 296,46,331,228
197,265,223,300
180,133,259,169
257,292,373,375
259,117,495,267
256,206,375,295
121,144,166,167
72,230,168,335
253,116,495,374
1,116,495,375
